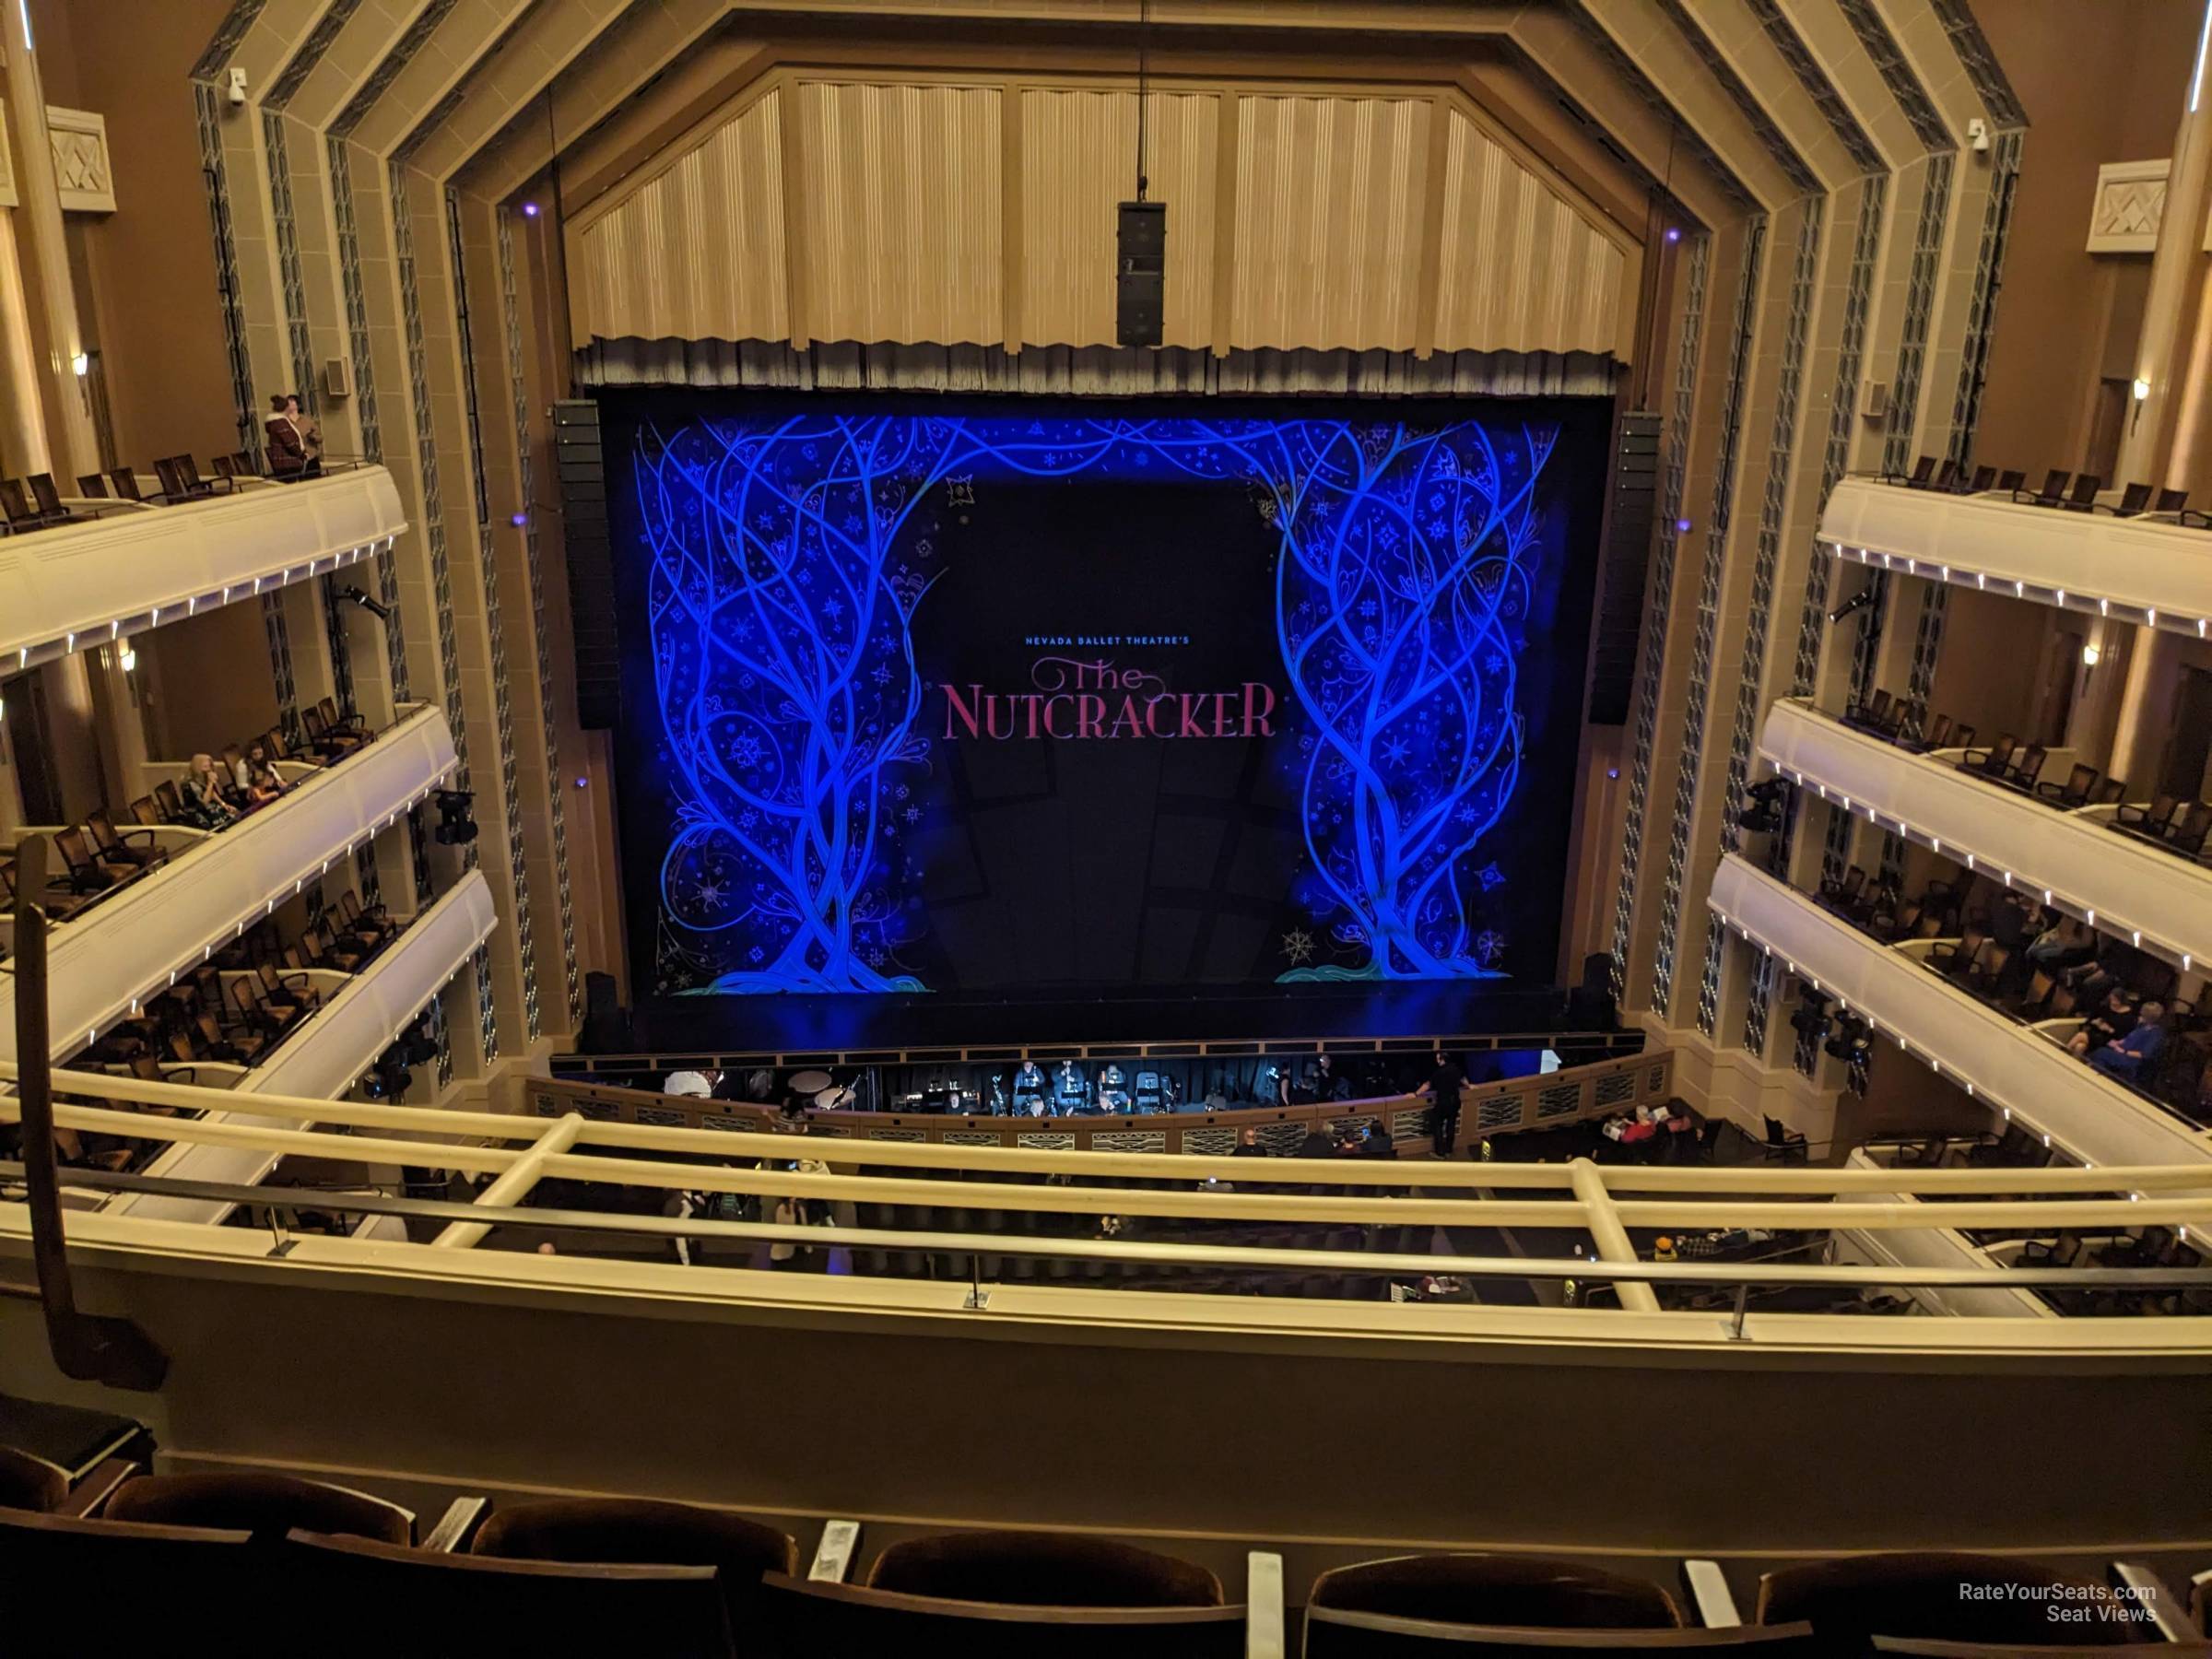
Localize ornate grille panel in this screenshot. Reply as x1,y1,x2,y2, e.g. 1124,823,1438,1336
259,592,298,727
1608,233,1711,1002
1698,205,1820,1038
446,189,540,1041
261,113,317,421
1742,0,1883,174
190,0,268,80
1568,6,1755,209
1652,220,1765,1021
192,83,258,459
500,212,582,1026
1653,0,1818,194
266,0,364,111
1092,1132,1169,1154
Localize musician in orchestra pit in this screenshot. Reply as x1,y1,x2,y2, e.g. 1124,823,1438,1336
1056,1059,1088,1113
1012,1059,1049,1116
1097,1062,1130,1113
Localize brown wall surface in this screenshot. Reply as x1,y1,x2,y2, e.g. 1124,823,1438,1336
41,0,241,469
1968,0,2203,476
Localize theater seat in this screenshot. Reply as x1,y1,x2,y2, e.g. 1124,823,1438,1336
1310,1552,1684,1630
865,1528,1223,1607
471,1495,797,1590
0,1446,68,1513
1756,1552,2136,1647
102,1471,414,1546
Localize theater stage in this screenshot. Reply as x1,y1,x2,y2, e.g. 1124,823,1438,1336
597,975,1601,1066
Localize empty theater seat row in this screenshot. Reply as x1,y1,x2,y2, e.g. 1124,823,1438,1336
0,1453,2205,1655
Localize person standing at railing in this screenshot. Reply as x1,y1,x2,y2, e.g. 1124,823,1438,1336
1418,1050,1465,1157
265,392,322,480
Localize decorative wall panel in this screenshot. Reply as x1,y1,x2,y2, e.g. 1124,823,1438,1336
571,91,789,345
797,80,1005,347
1433,107,1627,356
1230,93,1430,352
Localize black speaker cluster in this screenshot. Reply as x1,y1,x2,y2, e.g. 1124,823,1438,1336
1116,201,1165,348
1586,411,1662,725
555,399,619,730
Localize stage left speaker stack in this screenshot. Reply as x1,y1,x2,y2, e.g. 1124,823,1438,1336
554,398,620,730
1116,201,1166,348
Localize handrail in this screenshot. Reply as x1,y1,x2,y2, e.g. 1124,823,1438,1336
9,1162,2211,1296
13,1061,2212,1194
8,1092,2212,1239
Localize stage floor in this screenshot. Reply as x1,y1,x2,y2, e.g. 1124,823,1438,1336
596,978,1591,1065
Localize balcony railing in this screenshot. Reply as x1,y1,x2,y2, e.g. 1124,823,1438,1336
0,703,458,1062
116,871,500,1224
1817,475,2212,641
0,467,407,673
1707,853,2212,1170
1759,698,2212,971
2,1061,2209,1354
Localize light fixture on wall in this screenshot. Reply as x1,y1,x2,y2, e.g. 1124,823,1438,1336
70,351,88,378
2133,377,2152,403
118,641,137,673
2081,641,2100,667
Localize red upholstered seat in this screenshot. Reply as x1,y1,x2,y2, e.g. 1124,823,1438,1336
865,1528,1223,1608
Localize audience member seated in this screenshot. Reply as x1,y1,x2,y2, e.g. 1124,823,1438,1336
102,1470,414,1546
2024,913,2097,976
265,392,324,480
178,753,240,830
2089,1002,2166,1082
2065,989,2139,1058
229,740,287,807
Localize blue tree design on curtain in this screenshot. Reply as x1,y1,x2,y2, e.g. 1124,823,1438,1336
1264,420,1555,978
634,412,1558,994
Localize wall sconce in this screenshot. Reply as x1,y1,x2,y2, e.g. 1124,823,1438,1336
70,351,89,378
2132,377,2152,402
2080,642,2100,667
118,642,137,673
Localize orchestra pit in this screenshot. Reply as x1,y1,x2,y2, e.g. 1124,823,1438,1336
5,0,2212,1652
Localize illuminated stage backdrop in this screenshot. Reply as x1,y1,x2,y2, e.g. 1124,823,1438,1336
607,397,1603,999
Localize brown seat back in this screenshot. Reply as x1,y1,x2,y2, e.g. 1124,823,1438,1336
763,1571,1245,1659
1305,1609,1823,1654
76,472,109,498
1756,1552,2133,1648
288,1528,735,1657
473,1495,795,1586
109,466,143,501
1312,1553,1682,1632
867,1528,1222,1608
0,1446,69,1514
104,1471,412,1547
0,1508,256,1647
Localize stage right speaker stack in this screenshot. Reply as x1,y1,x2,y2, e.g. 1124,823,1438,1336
1586,411,1663,725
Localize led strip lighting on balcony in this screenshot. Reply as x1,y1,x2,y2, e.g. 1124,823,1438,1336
1820,539,2206,641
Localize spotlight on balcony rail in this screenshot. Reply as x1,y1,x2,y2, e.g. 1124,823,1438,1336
1829,588,1875,626
339,583,393,622
1825,1012,1873,1065
1737,775,1792,835
433,789,479,847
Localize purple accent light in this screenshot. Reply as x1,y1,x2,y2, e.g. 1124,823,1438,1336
1665,226,1681,244
521,201,540,218
1676,518,1692,534
510,512,528,527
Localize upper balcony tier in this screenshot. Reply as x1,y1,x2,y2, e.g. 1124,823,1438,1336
0,469,406,672
0,703,457,1061
1758,699,2212,972
1817,476,2212,641
1706,854,2212,1171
